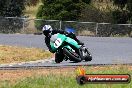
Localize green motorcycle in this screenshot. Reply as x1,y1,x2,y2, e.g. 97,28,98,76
50,33,92,63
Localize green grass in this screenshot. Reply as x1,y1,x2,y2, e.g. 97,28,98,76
0,66,132,88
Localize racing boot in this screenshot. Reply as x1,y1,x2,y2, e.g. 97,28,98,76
77,40,84,45
67,32,84,45
75,39,84,45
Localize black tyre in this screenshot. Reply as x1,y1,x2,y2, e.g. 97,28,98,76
63,48,82,62
84,49,92,61
76,76,86,85
55,53,64,63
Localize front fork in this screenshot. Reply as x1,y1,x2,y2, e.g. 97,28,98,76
79,45,88,60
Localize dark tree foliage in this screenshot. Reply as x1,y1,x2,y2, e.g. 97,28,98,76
25,0,39,6
36,0,91,21
127,0,132,12
0,0,25,17
112,10,130,24
82,0,91,4
112,0,132,37
0,0,25,33
36,0,91,30
112,0,132,24
0,0,8,16
113,0,127,9
3,0,25,17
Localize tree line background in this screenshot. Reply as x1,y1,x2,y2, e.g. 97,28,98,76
0,0,132,24
0,0,132,36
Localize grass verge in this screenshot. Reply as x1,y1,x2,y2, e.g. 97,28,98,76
0,65,132,88
0,45,53,64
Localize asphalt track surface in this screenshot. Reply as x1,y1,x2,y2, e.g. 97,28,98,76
0,34,132,68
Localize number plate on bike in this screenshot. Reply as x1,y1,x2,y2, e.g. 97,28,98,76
54,38,62,48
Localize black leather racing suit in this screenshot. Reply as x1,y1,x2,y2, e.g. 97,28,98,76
44,29,82,53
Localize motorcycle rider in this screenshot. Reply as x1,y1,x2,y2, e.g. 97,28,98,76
42,25,84,53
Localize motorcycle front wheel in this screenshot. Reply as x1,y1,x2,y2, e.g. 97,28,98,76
63,48,82,62
55,52,64,63
84,48,92,61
